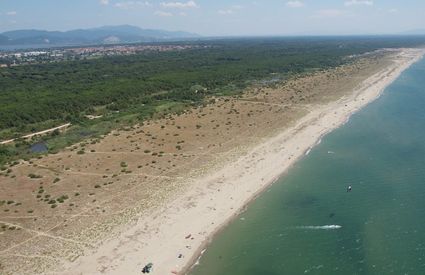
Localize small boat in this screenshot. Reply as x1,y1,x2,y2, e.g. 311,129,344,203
347,185,352,192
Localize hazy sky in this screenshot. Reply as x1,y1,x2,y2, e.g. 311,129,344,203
0,0,424,35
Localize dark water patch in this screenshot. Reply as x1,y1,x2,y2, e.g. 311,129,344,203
78,129,96,137
30,142,48,153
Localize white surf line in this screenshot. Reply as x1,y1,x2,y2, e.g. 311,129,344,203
193,248,207,267
305,148,312,156
295,225,342,230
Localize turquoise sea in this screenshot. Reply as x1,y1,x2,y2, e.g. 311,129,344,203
190,57,425,275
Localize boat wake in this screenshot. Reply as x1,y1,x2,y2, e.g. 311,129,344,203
296,225,342,230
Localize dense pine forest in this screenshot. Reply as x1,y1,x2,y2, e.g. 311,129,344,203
1,36,425,164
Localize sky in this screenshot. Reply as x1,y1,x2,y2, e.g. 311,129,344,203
0,0,424,36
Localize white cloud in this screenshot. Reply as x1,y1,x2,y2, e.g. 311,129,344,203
286,1,304,8
314,9,345,18
114,2,128,9
154,10,173,16
218,9,234,15
160,1,198,9
344,0,373,7
6,11,17,16
388,8,398,13
99,0,109,5
114,1,151,9
217,5,242,16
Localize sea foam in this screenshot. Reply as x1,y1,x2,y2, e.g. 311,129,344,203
296,225,342,230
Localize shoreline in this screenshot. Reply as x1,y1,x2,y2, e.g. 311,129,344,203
61,48,425,275
182,48,425,275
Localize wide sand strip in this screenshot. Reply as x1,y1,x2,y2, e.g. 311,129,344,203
56,48,424,275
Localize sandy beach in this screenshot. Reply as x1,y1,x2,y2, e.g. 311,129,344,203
54,48,424,275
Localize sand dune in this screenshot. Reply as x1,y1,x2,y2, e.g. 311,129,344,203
58,48,425,275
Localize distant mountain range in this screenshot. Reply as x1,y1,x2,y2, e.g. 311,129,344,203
0,25,200,47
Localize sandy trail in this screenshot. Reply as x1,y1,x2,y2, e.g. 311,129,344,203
58,48,424,275
0,123,71,145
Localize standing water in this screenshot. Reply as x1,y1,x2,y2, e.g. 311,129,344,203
30,142,48,153
190,57,425,275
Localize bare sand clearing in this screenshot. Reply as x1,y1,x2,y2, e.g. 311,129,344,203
59,48,425,274
0,48,423,275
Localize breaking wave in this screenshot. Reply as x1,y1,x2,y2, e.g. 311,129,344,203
296,225,342,230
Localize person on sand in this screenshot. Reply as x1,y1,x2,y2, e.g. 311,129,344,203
142,263,153,273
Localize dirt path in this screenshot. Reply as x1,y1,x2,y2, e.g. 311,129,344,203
0,123,71,145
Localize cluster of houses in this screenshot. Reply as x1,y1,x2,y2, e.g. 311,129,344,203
0,44,208,67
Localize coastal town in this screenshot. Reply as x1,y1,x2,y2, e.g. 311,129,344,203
0,43,206,67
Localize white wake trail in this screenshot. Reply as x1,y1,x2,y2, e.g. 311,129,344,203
296,225,342,230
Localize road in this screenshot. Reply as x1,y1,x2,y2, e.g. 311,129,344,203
0,123,71,145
